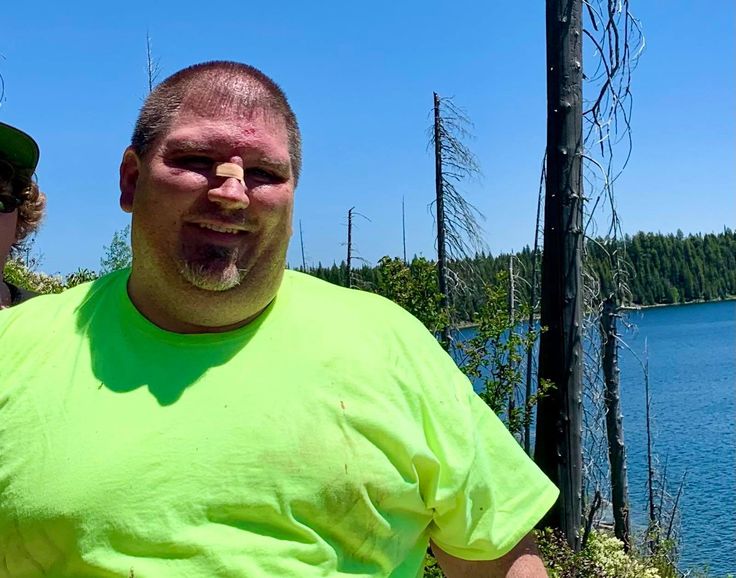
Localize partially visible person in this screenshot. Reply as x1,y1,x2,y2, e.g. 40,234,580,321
0,121,45,308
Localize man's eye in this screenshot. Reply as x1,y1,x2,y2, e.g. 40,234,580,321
246,168,280,184
176,156,214,171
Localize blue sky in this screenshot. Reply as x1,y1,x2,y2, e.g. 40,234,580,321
1,1,733,275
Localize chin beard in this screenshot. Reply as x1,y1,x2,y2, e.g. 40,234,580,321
178,246,246,291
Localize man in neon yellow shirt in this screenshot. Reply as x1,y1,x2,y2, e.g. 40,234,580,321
0,61,557,577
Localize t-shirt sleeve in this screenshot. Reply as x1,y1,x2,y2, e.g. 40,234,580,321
424,369,559,561
376,297,558,561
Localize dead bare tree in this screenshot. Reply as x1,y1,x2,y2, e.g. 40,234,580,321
429,92,485,349
643,338,657,551
345,207,370,289
402,196,407,265
577,0,644,556
299,219,307,271
146,32,161,94
600,296,630,549
533,0,644,550
614,334,686,567
347,207,355,288
507,257,517,425
534,0,585,549
523,157,546,456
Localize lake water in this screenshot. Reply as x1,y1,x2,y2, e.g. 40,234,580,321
459,300,735,575
619,300,735,575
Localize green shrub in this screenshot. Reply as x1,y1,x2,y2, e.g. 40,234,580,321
586,531,661,578
536,528,672,578
4,257,65,294
536,528,608,578
3,257,98,295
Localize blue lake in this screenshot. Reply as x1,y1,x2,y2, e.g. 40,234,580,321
459,300,735,575
619,300,735,575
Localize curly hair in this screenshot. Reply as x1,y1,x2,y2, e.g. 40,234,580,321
14,180,46,247
0,167,46,250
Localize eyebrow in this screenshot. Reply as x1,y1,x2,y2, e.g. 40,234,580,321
163,140,291,175
163,140,215,154
253,158,291,175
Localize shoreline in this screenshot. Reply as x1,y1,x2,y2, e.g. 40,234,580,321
455,296,736,329
625,295,736,311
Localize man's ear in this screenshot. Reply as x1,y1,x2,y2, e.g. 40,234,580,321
119,147,141,213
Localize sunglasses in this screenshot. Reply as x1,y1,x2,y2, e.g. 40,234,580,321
0,160,29,214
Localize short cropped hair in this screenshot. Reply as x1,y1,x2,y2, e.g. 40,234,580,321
131,61,302,183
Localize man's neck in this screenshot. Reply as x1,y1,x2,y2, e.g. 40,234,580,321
126,269,281,334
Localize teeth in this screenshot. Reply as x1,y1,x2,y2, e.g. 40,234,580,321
199,223,240,234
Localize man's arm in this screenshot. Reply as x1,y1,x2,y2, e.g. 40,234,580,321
431,533,548,578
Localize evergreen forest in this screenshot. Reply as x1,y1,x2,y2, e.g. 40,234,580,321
305,229,736,318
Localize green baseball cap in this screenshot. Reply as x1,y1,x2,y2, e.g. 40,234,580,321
0,121,40,173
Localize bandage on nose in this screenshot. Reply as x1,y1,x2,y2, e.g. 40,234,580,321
214,162,245,187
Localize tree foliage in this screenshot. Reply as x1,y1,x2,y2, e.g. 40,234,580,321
589,229,736,305
537,528,669,578
100,225,132,274
3,257,97,293
457,270,551,440
373,256,448,334
308,229,736,314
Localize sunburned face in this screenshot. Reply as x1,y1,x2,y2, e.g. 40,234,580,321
0,208,18,308
0,208,18,263
120,106,295,305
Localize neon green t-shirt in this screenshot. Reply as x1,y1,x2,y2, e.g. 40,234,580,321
0,269,557,577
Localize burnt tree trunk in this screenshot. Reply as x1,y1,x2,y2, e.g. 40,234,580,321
402,196,407,264
534,0,584,550
347,207,354,288
433,92,450,349
644,338,658,553
600,296,631,550
524,177,544,456
508,258,516,429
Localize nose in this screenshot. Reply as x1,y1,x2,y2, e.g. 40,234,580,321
208,159,249,210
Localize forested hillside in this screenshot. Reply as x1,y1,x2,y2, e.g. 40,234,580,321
305,229,736,311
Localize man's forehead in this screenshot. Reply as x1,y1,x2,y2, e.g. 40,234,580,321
160,108,291,165
174,98,285,123
164,110,288,144
178,78,273,117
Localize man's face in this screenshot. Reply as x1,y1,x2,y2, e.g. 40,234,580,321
0,209,18,261
120,106,295,298
0,168,19,261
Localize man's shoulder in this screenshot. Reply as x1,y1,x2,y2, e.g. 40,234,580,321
280,270,425,329
277,270,462,400
277,270,448,366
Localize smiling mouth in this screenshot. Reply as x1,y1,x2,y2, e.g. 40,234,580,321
197,223,243,234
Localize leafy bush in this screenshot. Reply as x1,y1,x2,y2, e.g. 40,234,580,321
373,256,448,334
534,528,701,578
422,551,445,578
586,531,661,578
4,257,65,294
99,224,132,274
3,256,98,295
456,270,551,438
536,528,608,578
